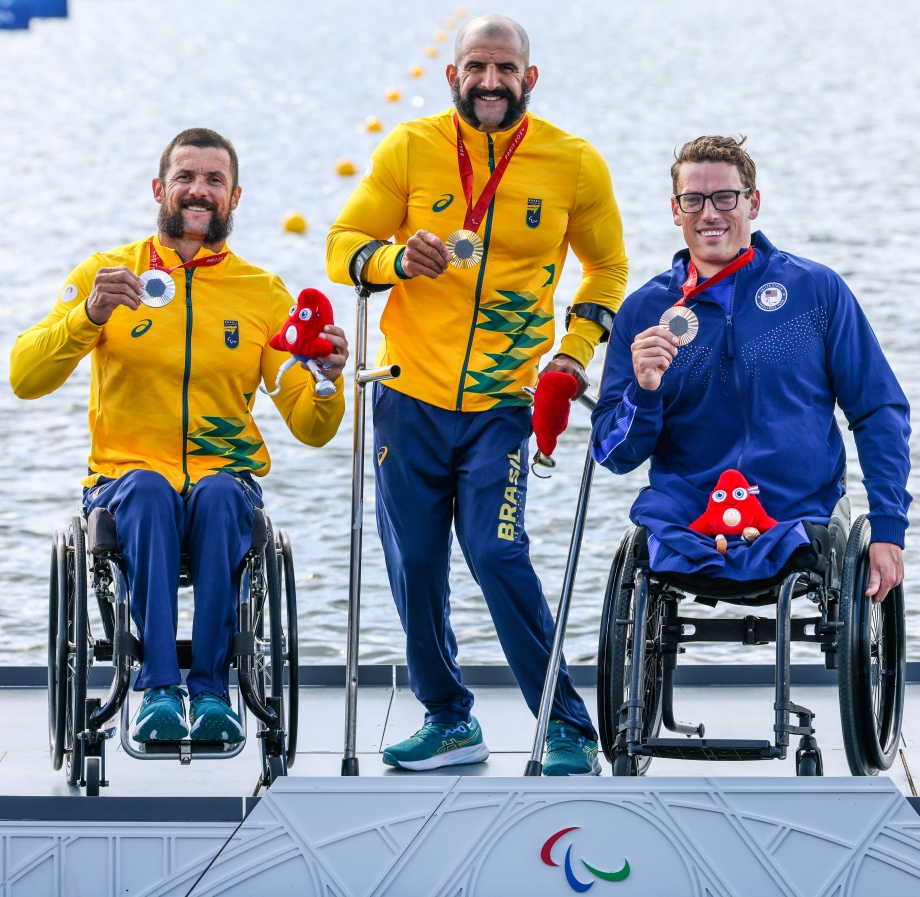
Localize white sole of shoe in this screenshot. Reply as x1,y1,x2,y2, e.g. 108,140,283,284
389,742,490,771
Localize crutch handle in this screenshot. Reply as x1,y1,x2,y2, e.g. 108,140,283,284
355,364,401,384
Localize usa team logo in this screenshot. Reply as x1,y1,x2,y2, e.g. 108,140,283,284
755,282,787,312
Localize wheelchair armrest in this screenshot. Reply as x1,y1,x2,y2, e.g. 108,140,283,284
251,509,269,554
87,508,118,556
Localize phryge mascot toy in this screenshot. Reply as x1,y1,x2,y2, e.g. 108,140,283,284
689,469,777,555
262,288,337,397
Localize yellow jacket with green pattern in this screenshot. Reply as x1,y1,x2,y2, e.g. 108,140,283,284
9,236,345,493
326,109,628,411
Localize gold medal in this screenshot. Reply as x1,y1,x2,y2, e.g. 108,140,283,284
446,229,484,269
659,306,699,346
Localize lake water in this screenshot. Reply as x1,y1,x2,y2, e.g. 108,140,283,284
1,0,917,667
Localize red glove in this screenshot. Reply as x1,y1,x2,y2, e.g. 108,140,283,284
532,372,579,457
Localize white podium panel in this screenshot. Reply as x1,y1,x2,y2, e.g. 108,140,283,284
194,777,920,897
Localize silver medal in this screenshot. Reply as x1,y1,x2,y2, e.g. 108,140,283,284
140,270,176,308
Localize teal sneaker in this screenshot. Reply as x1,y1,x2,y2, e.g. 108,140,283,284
543,720,602,776
382,716,489,770
130,685,189,743
189,692,245,744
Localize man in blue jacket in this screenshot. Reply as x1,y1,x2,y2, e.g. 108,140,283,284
591,135,909,600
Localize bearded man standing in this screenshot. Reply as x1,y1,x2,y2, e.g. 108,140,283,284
11,128,348,745
327,15,628,775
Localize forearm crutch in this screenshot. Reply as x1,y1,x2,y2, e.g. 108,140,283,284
342,284,400,776
524,391,597,776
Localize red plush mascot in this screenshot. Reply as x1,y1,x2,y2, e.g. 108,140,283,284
262,288,336,397
532,372,579,458
689,469,777,554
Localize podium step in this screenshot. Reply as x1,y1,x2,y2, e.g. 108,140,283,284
643,738,774,760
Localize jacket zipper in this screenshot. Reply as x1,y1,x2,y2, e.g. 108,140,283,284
455,133,495,411
181,268,195,494
724,275,752,469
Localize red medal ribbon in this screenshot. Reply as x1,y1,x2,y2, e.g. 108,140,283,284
149,241,229,274
676,246,755,307
454,113,529,232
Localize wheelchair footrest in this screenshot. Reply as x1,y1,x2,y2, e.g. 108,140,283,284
641,738,775,761
140,739,236,756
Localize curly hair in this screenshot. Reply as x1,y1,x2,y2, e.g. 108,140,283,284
671,135,756,195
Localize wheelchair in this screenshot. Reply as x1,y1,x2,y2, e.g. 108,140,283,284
597,497,907,778
47,506,299,796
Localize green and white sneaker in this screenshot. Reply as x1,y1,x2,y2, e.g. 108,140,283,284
543,720,602,776
131,685,189,743
189,692,245,744
382,716,489,770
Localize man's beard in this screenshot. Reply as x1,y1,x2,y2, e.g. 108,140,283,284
158,197,233,245
451,79,530,131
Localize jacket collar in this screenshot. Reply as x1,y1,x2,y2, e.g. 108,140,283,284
151,233,232,268
665,230,777,295
451,109,532,158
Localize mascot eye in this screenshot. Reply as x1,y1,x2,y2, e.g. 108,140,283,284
289,305,297,316
712,490,727,503
733,487,748,500
299,308,313,321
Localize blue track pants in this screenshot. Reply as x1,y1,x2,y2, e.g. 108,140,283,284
83,469,262,698
373,385,595,736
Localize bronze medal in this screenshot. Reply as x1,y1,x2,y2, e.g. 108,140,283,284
659,306,699,346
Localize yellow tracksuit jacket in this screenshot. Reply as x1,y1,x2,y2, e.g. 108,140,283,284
326,109,628,411
9,236,345,493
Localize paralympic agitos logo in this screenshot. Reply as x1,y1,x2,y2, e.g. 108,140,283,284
541,827,630,892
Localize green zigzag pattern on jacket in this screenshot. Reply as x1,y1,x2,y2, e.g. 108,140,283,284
464,290,553,408
187,416,266,472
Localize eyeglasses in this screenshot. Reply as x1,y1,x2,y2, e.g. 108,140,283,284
673,188,751,214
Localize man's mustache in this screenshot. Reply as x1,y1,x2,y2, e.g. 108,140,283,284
178,197,219,212
466,87,516,101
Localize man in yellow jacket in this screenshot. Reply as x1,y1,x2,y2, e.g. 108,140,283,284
327,16,628,775
11,128,347,745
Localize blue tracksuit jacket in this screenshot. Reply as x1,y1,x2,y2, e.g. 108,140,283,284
591,231,911,580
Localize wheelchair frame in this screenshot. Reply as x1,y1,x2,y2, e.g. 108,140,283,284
597,499,907,777
47,509,299,796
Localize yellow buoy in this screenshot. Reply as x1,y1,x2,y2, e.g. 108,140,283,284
445,16,456,28
409,63,424,78
282,212,308,234
384,86,401,101
455,6,467,17
424,45,438,58
336,158,357,176
434,29,447,42
365,115,383,132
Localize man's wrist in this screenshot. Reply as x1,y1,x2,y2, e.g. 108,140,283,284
84,302,104,327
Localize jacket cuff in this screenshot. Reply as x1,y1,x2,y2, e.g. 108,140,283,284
558,319,606,369
867,514,906,548
394,248,410,280
68,300,103,340
363,244,405,284
625,379,663,410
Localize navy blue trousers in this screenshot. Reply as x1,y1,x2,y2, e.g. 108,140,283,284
373,384,595,736
83,470,262,698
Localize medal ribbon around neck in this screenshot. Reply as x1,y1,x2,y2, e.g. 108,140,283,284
446,113,529,268
139,241,230,307
659,246,756,345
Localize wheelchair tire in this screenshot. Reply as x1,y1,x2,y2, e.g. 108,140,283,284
85,757,100,797
263,519,285,710
838,515,906,776
597,527,663,775
49,531,68,769
280,529,299,765
64,517,89,786
267,753,285,786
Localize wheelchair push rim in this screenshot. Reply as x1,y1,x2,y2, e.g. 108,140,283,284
838,515,906,775
597,527,663,775
64,517,89,785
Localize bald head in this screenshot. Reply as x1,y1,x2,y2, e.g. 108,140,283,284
455,14,530,67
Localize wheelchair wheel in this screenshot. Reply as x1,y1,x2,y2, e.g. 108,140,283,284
62,517,89,785
838,515,906,776
48,531,68,769
279,529,299,765
597,527,663,775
